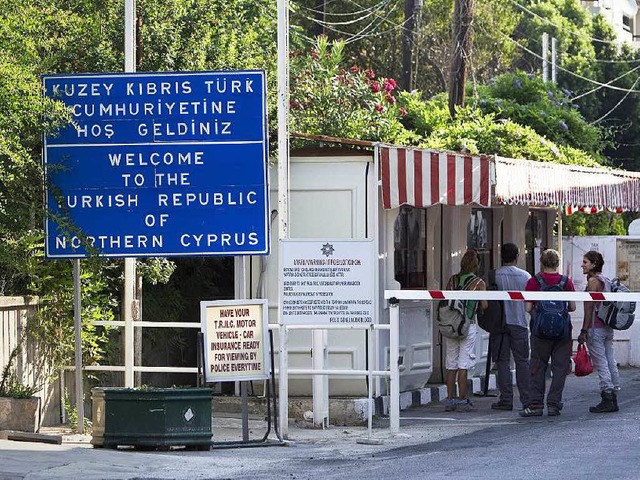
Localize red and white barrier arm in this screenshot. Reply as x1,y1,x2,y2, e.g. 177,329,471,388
384,290,640,302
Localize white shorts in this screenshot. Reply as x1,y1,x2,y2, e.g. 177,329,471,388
444,323,477,370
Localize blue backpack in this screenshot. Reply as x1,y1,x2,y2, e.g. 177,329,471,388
532,273,571,340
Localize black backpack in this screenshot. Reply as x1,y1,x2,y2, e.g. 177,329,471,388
531,273,571,340
477,270,507,335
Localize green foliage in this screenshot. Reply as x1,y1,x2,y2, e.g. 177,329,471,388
0,375,39,399
398,93,601,167
474,72,606,159
63,390,92,433
290,37,419,145
0,0,275,375
0,345,38,399
562,211,627,236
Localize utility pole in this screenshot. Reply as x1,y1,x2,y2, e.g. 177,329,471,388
551,37,557,83
124,0,137,389
314,1,326,37
401,0,419,91
542,32,549,83
448,0,475,117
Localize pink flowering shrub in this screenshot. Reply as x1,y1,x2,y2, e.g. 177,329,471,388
289,36,417,144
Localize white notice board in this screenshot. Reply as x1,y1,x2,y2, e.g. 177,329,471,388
201,299,270,382
279,239,375,325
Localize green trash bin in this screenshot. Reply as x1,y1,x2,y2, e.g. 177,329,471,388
94,387,213,450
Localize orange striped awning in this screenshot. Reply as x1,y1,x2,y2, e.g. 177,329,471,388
379,146,491,209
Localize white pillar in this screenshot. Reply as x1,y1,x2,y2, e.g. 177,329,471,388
389,301,400,433
277,0,290,439
312,330,328,427
123,0,137,389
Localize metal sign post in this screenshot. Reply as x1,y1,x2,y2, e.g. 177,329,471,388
200,300,284,447
72,259,84,434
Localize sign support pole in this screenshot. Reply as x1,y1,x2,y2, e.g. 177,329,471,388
123,0,137,389
277,0,290,439
234,257,250,441
73,259,84,434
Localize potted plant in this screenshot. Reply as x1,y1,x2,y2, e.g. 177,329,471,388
91,386,213,450
0,347,40,433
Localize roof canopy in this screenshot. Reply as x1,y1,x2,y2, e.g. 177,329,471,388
494,156,640,211
380,146,490,209
379,145,640,211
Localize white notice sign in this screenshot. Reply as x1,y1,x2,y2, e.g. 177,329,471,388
200,299,270,382
279,239,375,325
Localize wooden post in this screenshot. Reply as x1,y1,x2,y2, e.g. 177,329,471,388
401,0,417,91
448,0,475,118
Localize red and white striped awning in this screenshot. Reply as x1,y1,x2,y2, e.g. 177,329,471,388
379,146,491,209
494,156,640,211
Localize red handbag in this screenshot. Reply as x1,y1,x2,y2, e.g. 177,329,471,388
573,343,593,377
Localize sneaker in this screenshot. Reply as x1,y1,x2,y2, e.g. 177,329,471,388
491,401,513,411
519,406,543,417
547,405,561,416
614,386,621,392
456,399,474,412
444,398,457,412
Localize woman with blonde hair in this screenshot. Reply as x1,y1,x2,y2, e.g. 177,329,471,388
443,250,488,412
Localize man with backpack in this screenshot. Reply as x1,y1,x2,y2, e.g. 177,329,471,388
521,249,576,417
490,243,532,412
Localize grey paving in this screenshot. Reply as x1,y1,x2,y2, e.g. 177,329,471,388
1,368,639,479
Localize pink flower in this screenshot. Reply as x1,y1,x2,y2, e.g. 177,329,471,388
383,78,397,93
370,81,381,93
364,69,376,79
375,103,384,112
350,66,361,74
290,100,302,109
399,107,407,117
385,92,396,104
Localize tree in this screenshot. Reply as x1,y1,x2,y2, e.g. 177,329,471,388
0,0,280,375
290,0,521,98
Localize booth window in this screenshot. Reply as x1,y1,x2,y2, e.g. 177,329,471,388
467,208,493,280
394,206,428,288
525,209,548,274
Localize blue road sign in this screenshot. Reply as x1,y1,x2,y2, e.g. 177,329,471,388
43,70,269,258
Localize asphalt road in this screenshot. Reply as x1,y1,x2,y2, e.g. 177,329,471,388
1,369,639,480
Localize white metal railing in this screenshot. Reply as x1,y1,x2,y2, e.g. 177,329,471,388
73,317,401,440
277,318,400,439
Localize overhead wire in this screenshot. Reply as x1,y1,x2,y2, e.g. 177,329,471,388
591,74,640,124
571,63,640,100
298,0,392,27
508,0,623,46
295,0,410,45
298,0,391,18
484,24,640,95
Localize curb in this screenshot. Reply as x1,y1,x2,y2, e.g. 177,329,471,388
374,373,498,417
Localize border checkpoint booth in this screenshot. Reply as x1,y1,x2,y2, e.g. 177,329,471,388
242,135,640,422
